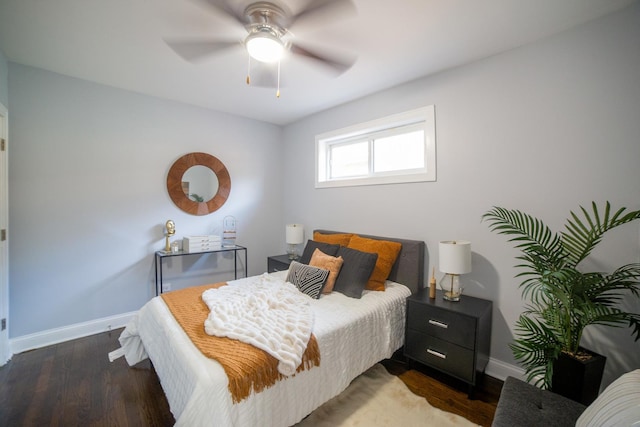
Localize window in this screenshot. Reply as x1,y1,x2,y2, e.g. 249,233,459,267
316,106,436,188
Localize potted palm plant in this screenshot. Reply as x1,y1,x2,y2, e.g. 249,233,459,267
483,202,640,404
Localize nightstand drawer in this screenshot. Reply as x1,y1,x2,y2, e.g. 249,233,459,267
405,329,475,383
407,301,476,349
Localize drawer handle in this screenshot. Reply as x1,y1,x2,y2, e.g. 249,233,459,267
427,348,447,359
428,319,449,329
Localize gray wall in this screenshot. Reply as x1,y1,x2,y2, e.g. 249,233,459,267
0,48,7,106
8,64,284,337
282,4,640,388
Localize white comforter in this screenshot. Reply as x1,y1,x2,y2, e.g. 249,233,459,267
203,274,313,376
116,271,411,427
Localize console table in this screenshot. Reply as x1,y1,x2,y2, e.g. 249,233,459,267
154,245,248,295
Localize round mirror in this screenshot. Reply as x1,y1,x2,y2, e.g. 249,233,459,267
182,165,219,202
167,152,231,215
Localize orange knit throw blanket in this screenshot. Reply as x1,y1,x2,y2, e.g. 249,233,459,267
160,282,321,403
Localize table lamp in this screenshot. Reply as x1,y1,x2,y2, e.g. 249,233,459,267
286,224,304,259
439,240,471,301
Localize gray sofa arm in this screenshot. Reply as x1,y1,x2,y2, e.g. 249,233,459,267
492,376,587,427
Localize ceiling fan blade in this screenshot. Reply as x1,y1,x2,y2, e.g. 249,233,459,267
290,0,356,29
165,38,241,62
289,43,355,74
193,0,247,26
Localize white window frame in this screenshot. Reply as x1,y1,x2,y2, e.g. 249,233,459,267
315,105,436,188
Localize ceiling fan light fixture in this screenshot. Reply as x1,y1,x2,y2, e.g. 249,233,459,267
245,28,285,63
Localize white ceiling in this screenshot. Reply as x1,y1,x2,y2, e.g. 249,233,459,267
0,0,635,125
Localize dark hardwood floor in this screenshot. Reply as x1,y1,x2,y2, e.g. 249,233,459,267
0,329,174,426
0,329,501,426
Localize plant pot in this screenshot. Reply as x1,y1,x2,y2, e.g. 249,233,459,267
551,347,606,406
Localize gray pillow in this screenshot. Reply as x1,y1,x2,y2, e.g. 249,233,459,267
333,247,378,299
286,261,329,299
299,240,341,264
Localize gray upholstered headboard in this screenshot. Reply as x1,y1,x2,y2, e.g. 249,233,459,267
314,230,426,295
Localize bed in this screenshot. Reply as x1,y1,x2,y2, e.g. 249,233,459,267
111,230,426,426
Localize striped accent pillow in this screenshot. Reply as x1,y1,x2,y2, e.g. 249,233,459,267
286,261,329,299
576,369,640,427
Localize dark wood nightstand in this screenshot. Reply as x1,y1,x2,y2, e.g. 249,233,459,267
404,288,492,395
267,254,294,273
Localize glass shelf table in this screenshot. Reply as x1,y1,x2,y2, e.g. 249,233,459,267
154,245,248,296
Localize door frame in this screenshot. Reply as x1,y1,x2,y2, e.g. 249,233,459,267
0,102,10,365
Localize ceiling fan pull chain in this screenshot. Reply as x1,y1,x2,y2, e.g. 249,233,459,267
276,60,281,98
246,56,251,85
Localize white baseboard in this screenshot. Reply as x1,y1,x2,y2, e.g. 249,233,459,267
9,311,137,355
486,356,526,381
0,329,10,366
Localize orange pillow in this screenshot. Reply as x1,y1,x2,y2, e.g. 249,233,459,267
309,248,344,294
313,232,353,247
347,235,402,291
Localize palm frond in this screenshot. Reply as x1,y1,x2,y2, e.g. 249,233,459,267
483,207,566,273
510,314,561,388
562,202,640,266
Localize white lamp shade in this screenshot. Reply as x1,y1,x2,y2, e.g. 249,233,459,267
439,240,472,274
286,224,305,245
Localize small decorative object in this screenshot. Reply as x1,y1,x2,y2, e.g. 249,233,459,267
438,240,471,301
222,216,237,247
164,220,176,253
171,240,180,253
429,267,437,299
286,224,304,260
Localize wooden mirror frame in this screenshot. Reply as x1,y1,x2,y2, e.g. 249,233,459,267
167,152,231,216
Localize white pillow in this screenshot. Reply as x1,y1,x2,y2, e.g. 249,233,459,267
576,369,640,427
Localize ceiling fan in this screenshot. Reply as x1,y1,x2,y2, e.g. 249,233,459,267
165,0,357,97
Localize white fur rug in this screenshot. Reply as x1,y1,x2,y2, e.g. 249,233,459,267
296,364,480,427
